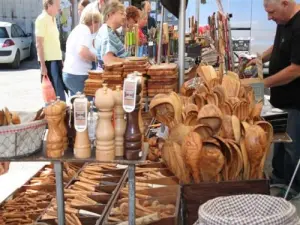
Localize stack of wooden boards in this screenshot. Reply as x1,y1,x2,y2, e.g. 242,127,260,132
123,57,150,77
84,59,179,98
84,70,103,97
102,62,124,90
146,63,179,98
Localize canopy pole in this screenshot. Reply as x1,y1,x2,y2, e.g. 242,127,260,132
72,0,78,29
157,5,165,65
178,0,186,87
196,0,200,34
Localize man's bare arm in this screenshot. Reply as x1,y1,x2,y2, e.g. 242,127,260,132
264,63,300,88
247,45,274,66
36,36,47,75
262,45,273,63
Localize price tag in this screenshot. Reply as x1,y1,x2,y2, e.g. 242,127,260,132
74,97,88,132
174,25,178,31
123,75,138,113
148,41,154,46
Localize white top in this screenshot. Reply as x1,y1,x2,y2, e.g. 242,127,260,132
63,24,93,75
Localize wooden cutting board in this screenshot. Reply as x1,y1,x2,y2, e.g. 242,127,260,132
104,62,123,69
126,56,148,62
88,70,103,75
148,63,178,72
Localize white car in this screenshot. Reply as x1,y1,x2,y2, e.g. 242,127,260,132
0,22,32,69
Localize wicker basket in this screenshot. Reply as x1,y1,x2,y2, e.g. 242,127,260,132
0,119,47,158
194,194,300,225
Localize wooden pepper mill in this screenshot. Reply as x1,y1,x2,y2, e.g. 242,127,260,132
44,101,64,158
56,97,68,151
95,83,115,160
73,93,91,159
123,73,143,160
113,85,127,157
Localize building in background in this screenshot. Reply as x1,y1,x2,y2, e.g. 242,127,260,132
0,0,73,57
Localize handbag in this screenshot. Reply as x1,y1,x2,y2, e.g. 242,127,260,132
41,74,56,103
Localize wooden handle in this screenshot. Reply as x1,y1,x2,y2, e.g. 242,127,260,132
74,181,95,192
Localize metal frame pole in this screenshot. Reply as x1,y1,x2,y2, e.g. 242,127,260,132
72,0,78,28
54,161,65,225
178,0,186,87
196,0,200,34
157,5,165,65
128,164,136,225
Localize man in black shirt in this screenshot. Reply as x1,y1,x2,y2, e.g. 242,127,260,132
250,0,300,196
141,0,156,35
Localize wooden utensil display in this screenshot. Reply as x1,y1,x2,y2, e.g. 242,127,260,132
95,83,115,160
103,62,124,90
134,24,139,57
123,74,143,160
44,101,64,158
113,85,127,157
146,63,179,98
56,97,68,151
163,23,169,63
84,70,103,97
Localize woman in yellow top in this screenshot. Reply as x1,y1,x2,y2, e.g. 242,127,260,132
35,0,67,102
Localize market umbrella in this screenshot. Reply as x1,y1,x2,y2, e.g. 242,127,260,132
160,0,189,18
160,0,206,18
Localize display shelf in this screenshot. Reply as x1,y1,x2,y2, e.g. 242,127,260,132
0,144,148,225
273,133,292,143
0,142,148,164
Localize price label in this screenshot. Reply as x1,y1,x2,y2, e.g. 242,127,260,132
123,76,138,113
74,97,88,132
148,41,154,46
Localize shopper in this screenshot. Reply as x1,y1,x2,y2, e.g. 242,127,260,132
78,0,90,17
138,10,148,45
249,0,300,197
95,1,129,65
63,9,101,96
80,0,112,24
35,0,67,102
141,0,156,35
126,6,140,29
117,6,140,43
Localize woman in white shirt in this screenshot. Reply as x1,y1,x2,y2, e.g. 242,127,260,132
63,9,101,96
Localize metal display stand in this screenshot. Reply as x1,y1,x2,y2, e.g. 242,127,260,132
0,145,148,225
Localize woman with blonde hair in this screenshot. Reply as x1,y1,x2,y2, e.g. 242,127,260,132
95,1,129,65
63,9,101,96
138,10,148,45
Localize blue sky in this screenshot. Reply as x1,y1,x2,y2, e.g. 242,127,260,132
185,0,300,54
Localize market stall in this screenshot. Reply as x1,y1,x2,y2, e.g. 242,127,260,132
0,0,297,225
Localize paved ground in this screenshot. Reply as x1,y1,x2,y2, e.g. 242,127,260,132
0,58,43,111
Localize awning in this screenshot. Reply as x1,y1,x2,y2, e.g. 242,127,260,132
160,0,206,18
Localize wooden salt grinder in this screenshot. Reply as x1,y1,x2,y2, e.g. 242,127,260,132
113,85,126,157
124,74,142,160
44,101,64,158
56,97,68,151
73,94,91,159
95,83,115,161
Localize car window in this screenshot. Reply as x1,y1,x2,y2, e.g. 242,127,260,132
14,25,26,37
11,25,19,38
0,27,9,38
